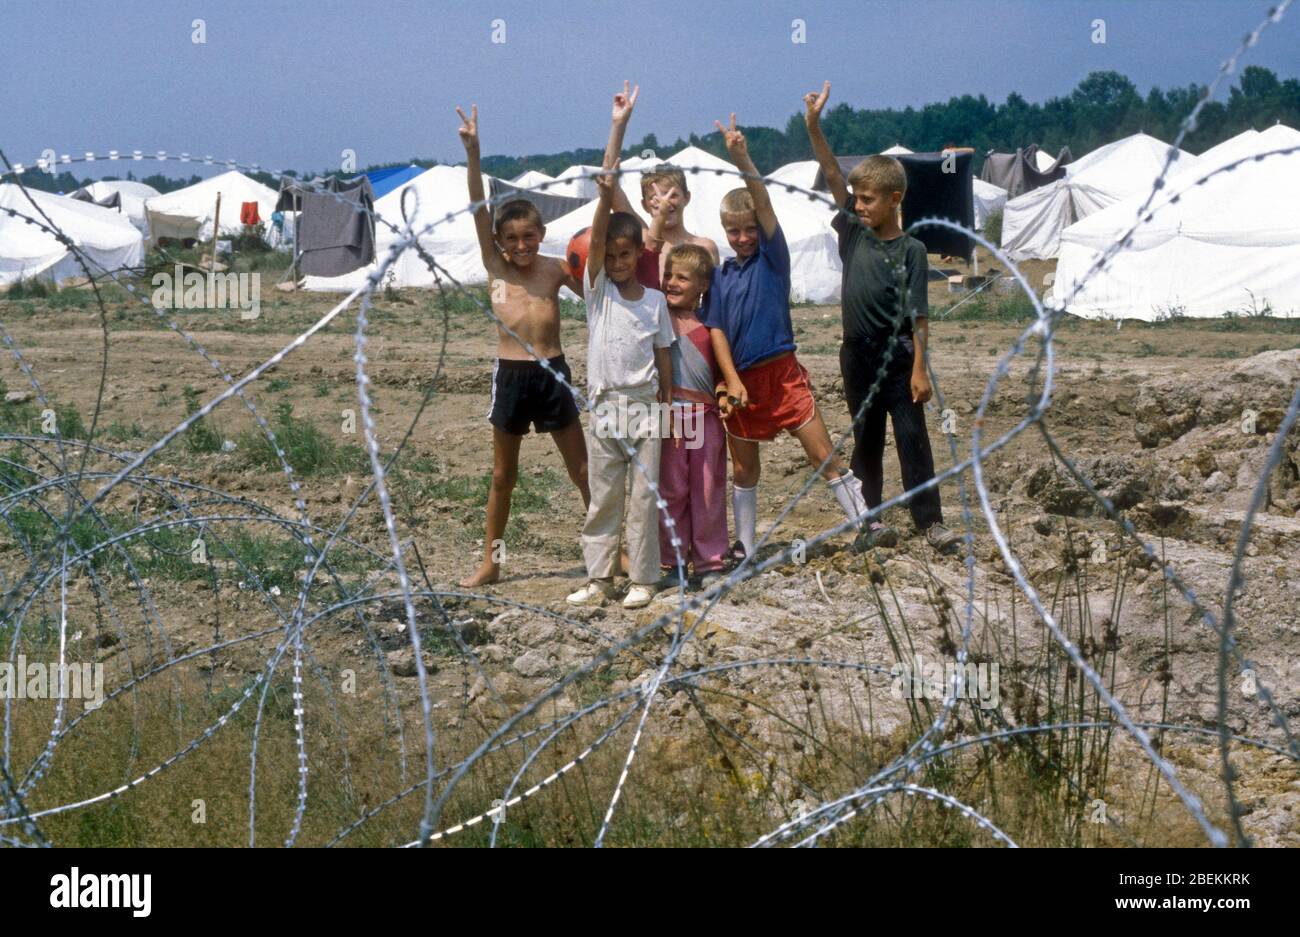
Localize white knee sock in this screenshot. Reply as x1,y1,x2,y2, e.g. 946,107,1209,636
732,484,757,557
828,470,867,526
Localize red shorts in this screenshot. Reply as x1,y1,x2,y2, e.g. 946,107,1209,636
723,353,817,442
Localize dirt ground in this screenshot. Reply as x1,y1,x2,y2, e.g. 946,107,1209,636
1,257,1297,847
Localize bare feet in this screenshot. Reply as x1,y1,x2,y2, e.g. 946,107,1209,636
459,563,500,588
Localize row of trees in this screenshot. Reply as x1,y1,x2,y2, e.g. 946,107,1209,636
15,67,1299,194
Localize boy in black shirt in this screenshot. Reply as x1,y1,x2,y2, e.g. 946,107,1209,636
804,81,960,553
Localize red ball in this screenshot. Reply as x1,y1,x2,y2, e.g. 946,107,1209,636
566,226,591,282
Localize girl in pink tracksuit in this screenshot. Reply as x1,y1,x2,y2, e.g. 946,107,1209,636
657,243,729,581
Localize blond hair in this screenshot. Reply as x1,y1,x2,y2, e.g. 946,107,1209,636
640,165,689,200
665,243,714,283
719,187,754,216
847,155,907,198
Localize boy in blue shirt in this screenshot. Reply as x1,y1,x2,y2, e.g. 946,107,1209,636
703,113,869,559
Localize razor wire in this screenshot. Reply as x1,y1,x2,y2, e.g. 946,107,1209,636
0,0,1296,848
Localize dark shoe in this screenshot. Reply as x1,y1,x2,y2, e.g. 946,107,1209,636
853,523,898,552
926,523,962,554
722,540,748,570
657,567,687,590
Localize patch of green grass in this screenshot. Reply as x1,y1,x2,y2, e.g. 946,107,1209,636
982,209,1002,245
181,386,224,453
940,289,1035,323
0,444,37,493
267,378,291,393
237,400,367,476
3,276,53,299
103,420,147,443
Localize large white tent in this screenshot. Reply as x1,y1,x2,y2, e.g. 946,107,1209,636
304,164,492,290
144,170,278,244
1000,133,1197,260
1051,123,1300,320
74,180,160,237
1,184,144,287
541,146,843,302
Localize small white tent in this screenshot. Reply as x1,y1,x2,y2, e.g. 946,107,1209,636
973,178,1007,230
1000,133,1197,260
76,180,160,237
548,165,603,199
766,160,820,193
304,164,493,290
511,169,555,188
144,170,278,244
1,184,144,287
1033,149,1058,173
881,144,914,156
1051,124,1300,319
542,146,843,302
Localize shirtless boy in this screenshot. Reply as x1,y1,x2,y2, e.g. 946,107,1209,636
456,104,591,587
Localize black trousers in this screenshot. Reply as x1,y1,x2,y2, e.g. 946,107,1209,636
840,336,943,529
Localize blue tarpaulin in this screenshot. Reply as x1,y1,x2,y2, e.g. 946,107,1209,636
361,165,426,200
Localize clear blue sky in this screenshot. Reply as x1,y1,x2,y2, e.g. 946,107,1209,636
3,0,1297,180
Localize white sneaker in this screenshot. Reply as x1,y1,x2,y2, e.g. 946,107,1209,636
567,580,614,605
622,585,654,609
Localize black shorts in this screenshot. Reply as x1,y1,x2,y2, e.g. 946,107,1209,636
487,355,580,436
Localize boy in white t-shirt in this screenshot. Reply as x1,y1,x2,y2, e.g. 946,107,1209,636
567,160,675,610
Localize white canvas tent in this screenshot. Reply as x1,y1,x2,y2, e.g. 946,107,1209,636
1051,123,1300,320
1000,133,1197,260
75,180,160,237
1033,149,1057,173
1,184,144,287
542,146,843,302
511,169,555,188
304,164,492,290
766,160,820,193
973,178,1007,230
881,144,913,155
548,165,603,199
144,170,278,244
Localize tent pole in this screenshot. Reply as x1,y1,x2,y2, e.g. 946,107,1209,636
210,192,221,277
292,192,301,283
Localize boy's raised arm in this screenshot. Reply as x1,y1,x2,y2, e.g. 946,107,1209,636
803,81,849,209
456,104,499,271
586,160,619,289
715,113,776,239
602,80,641,219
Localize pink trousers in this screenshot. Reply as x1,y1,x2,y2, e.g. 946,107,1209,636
658,404,728,573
